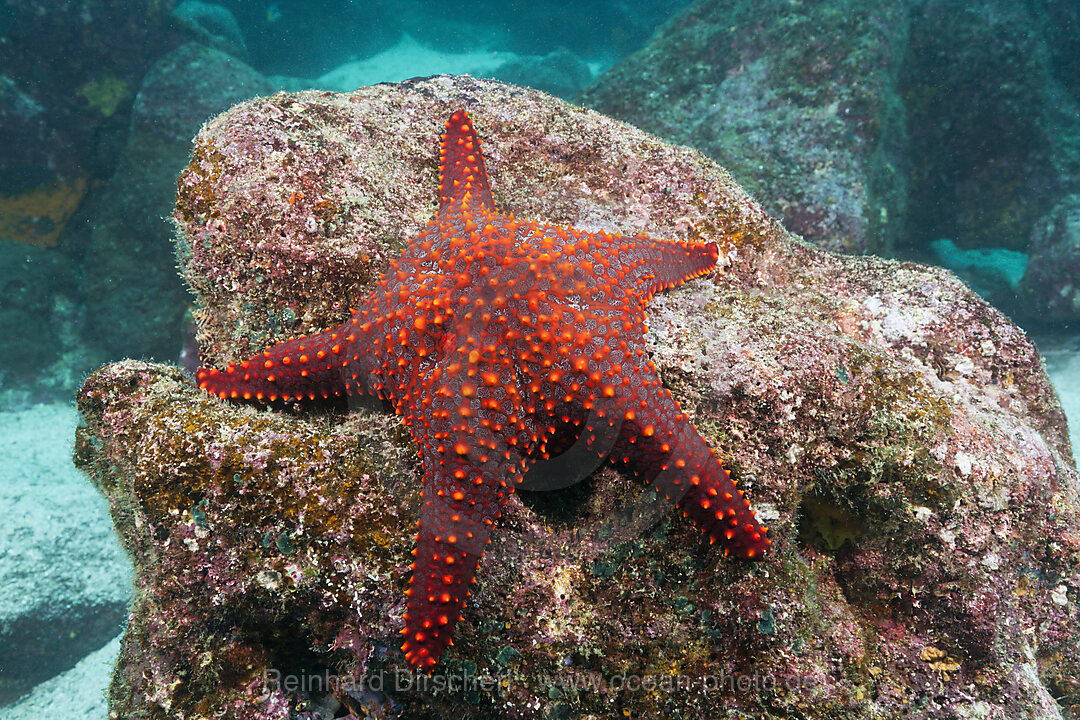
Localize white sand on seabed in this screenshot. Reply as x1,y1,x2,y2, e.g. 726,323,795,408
1036,334,1080,466
315,33,516,91
0,403,128,720
0,403,82,483
0,634,119,720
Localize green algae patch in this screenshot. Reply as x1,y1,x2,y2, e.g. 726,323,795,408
175,137,231,228
689,196,779,257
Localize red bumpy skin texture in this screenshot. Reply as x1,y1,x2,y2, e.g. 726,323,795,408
197,110,770,670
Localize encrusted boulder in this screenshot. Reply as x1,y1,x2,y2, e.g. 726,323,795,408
77,76,1080,720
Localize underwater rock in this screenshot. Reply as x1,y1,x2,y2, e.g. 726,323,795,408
0,0,174,193
1042,0,1080,101
0,74,87,246
0,240,74,380
1020,195,1080,322
493,48,594,100
581,0,1080,261
0,235,99,403
928,238,1028,313
80,43,275,362
581,0,909,256
900,0,1074,252
171,1,248,59
78,76,1080,719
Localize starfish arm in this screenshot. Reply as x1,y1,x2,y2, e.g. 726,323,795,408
401,443,522,670
196,311,377,402
437,109,494,215
611,233,719,302
398,327,529,669
609,368,771,559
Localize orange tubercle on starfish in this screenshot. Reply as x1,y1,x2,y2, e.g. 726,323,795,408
197,109,771,671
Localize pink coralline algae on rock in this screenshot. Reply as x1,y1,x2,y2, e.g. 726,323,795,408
77,76,1080,720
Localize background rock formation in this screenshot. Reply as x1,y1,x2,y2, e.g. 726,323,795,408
582,0,1080,265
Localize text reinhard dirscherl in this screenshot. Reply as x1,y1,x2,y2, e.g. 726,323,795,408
258,667,814,699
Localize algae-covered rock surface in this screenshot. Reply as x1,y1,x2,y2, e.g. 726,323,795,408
77,76,1080,719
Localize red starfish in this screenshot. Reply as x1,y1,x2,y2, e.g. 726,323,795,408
197,109,770,670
